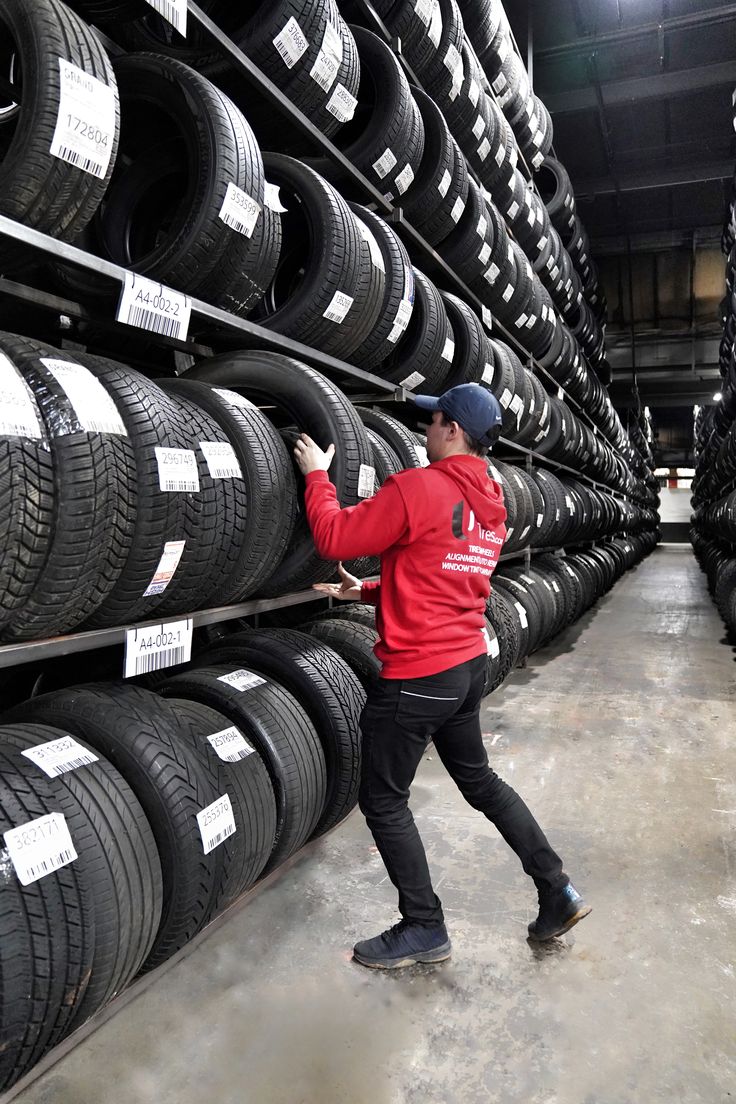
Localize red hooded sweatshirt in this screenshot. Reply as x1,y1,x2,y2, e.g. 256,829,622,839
304,455,507,679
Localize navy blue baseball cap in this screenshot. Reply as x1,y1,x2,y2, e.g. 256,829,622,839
412,383,503,446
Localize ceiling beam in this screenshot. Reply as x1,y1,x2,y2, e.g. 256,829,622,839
590,226,723,254
609,378,720,407
536,4,736,61
543,59,736,114
573,160,733,197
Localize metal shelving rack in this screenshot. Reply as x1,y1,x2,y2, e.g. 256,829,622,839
0,0,641,672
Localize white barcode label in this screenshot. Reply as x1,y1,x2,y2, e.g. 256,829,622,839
483,626,500,658
507,200,519,219
438,168,451,197
536,513,544,528
264,181,288,213
444,43,462,77
0,355,43,438
492,72,507,94
50,59,115,180
197,794,236,855
551,579,560,593
199,440,242,480
400,371,425,390
358,463,376,498
564,563,576,577
532,127,544,147
482,362,495,384
499,388,512,408
415,0,432,26
428,0,442,47
472,114,485,140
509,395,524,415
395,163,415,195
482,307,493,331
357,219,385,272
442,338,455,362
207,727,255,763
39,358,127,435
450,195,464,222
387,298,413,343
124,617,193,677
484,262,500,283
273,17,308,68
323,20,343,63
477,137,491,162
514,601,528,629
117,272,191,340
21,736,98,778
478,242,491,265
499,86,513,107
526,314,537,328
323,290,354,324
502,284,514,302
532,150,544,169
217,670,266,692
372,147,397,180
4,813,78,886
218,182,260,237
498,37,510,62
310,44,339,91
469,78,480,106
155,446,199,492
142,539,186,597
495,143,506,167
326,82,357,122
144,0,186,34
415,444,430,467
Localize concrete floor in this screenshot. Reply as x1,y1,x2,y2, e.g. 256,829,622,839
11,546,736,1104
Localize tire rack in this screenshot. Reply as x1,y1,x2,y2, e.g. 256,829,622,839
0,0,637,675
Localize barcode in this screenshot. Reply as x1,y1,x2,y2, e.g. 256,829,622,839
220,211,251,235
209,823,236,849
45,754,97,778
274,39,292,64
25,850,75,880
1,419,39,437
152,0,185,32
133,645,188,676
125,305,183,338
55,143,105,179
160,477,198,492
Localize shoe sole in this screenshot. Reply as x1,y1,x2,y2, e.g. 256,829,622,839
528,905,592,942
353,941,452,970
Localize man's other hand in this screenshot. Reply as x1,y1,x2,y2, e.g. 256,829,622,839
294,433,335,476
313,562,362,601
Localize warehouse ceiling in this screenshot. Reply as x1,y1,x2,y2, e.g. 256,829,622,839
508,0,736,462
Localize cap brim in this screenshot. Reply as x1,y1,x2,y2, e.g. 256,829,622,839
410,393,441,411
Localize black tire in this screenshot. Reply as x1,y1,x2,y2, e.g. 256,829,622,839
159,666,326,873
161,380,297,603
6,684,234,972
184,350,373,596
356,407,424,469
307,601,377,628
486,587,520,685
0,358,53,634
253,153,383,359
161,699,277,901
439,292,487,389
378,268,454,394
491,580,530,660
0,334,137,641
439,179,499,288
0,737,95,1092
0,723,162,1026
402,86,469,247
194,628,365,834
0,0,120,265
302,617,381,688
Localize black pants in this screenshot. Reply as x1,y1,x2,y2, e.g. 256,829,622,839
358,654,568,926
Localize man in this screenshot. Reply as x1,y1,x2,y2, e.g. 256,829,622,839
293,383,590,970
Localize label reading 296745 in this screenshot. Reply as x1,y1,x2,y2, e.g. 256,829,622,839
117,273,192,341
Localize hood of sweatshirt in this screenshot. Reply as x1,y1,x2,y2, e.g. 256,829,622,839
430,454,507,532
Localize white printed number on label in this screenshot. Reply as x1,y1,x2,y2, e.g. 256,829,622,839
478,242,491,265
217,670,267,692
310,45,339,91
472,114,485,140
144,0,186,35
155,447,200,493
124,618,193,678
218,182,260,237
395,164,415,195
358,464,376,498
0,355,43,438
372,148,397,180
437,168,451,198
482,307,493,331
39,358,127,435
387,298,413,343
514,601,529,629
326,83,357,122
4,813,78,886
323,290,354,324
142,540,186,597
442,338,455,363
450,195,464,223
117,273,191,341
21,737,98,779
199,441,242,480
50,59,115,179
197,794,236,855
400,371,425,391
482,362,495,384
414,0,432,25
273,17,308,68
207,727,255,763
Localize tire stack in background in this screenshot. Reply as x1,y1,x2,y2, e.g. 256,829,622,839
0,0,661,1090
691,171,736,638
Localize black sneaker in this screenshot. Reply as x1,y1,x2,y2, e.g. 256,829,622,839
528,883,592,941
353,920,452,969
